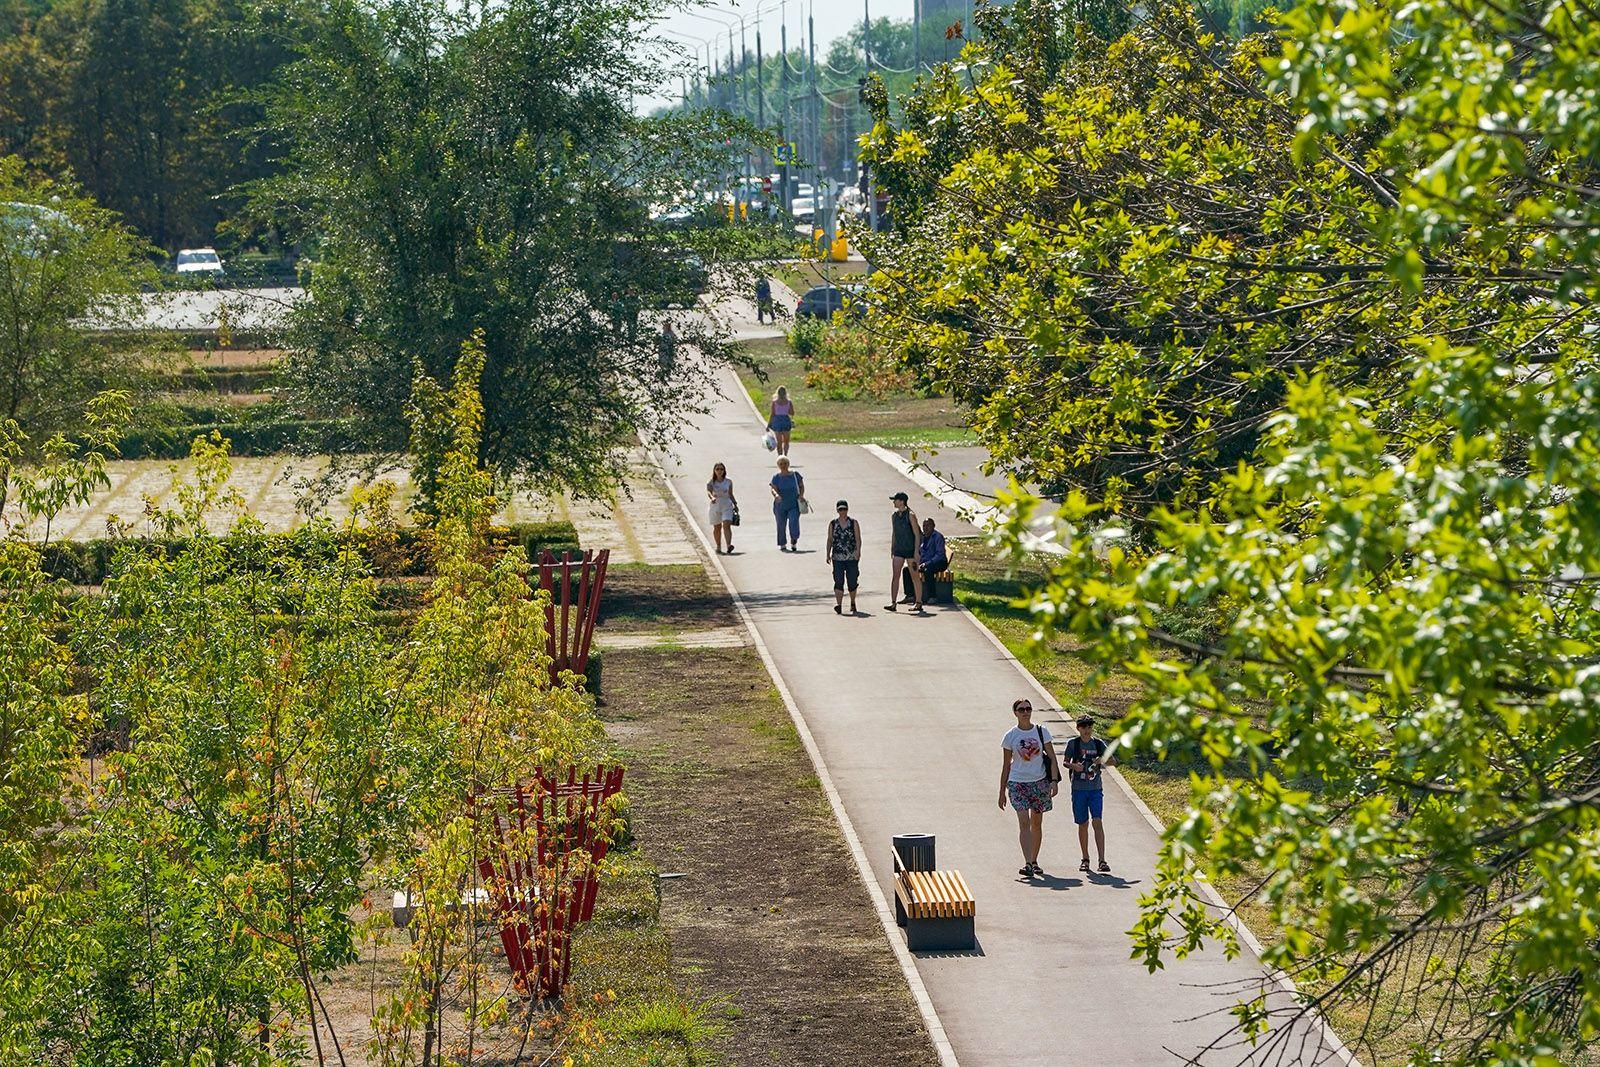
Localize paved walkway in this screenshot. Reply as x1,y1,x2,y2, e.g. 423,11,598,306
662,364,1349,1066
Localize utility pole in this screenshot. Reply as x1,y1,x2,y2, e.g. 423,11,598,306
913,0,921,76
860,0,871,182
755,26,766,214
808,2,819,216
740,23,751,214
780,2,791,214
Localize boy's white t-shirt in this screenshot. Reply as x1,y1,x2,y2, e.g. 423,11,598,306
1003,725,1052,783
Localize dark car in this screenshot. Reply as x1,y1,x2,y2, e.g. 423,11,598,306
795,284,863,320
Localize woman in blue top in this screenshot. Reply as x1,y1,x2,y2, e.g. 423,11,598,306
767,386,796,457
768,455,806,551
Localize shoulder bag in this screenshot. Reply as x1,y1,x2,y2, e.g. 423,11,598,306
1039,726,1062,784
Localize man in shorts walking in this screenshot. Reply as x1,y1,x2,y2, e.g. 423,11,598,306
998,698,1058,877
1065,714,1113,873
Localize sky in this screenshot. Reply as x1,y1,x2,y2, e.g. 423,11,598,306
639,0,924,112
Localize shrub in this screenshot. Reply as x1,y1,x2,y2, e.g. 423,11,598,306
36,520,581,585
805,325,914,400
787,316,826,357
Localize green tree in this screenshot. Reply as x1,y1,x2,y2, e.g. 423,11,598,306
0,0,300,249
867,0,1600,1062
250,0,743,500
0,158,165,514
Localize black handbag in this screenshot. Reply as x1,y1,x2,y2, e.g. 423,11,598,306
1039,726,1062,784
730,503,741,527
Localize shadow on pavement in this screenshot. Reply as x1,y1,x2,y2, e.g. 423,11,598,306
914,939,987,959
1021,873,1082,890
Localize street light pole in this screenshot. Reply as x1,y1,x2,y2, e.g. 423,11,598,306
780,1,791,214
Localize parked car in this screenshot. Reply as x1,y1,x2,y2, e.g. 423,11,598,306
175,247,225,276
795,283,863,320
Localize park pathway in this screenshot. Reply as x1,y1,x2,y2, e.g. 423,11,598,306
661,345,1352,1065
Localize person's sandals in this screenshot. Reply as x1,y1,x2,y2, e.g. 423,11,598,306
834,604,842,615
1079,857,1091,872
1098,860,1111,873
885,603,897,612
1028,861,1044,876
1019,864,1034,877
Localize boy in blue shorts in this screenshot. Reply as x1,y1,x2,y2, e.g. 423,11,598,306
1065,714,1112,873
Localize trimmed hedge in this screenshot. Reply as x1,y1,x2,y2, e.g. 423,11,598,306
37,520,581,585
167,366,277,394
117,419,347,459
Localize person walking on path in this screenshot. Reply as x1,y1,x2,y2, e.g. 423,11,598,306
1065,714,1113,873
769,456,805,551
755,275,774,323
706,462,738,555
826,499,862,615
912,517,949,608
885,491,922,612
658,320,677,378
998,699,1058,877
767,387,795,457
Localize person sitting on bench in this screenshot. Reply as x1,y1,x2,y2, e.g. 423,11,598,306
913,518,948,608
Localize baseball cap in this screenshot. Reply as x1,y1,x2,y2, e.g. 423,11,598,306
1076,714,1095,726
890,491,909,502
835,499,849,509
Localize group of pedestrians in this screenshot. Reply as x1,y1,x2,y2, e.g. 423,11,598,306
703,383,1114,884
704,455,951,617
1000,700,1113,879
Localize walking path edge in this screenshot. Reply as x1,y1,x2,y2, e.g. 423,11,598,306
649,447,962,1067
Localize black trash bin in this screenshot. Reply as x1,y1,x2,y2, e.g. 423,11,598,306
892,834,935,927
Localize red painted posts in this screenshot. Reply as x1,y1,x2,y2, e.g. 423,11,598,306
537,549,609,688
476,765,625,1000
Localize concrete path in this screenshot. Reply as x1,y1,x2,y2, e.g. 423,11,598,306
662,366,1350,1066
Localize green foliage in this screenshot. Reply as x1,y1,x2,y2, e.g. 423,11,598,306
0,539,81,1058
804,326,914,400
0,0,299,248
0,159,169,494
30,518,580,584
250,0,744,498
0,408,606,1056
875,0,1600,1062
787,316,826,358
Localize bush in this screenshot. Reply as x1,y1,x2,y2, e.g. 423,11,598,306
167,366,278,394
115,418,348,459
36,520,582,585
804,325,914,399
787,316,826,357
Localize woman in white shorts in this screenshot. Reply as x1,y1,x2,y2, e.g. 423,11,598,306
706,462,738,554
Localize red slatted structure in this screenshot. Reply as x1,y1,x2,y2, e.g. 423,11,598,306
476,765,625,999
537,549,609,687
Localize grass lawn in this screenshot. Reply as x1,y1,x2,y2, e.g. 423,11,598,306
735,335,976,448
597,563,941,1066
599,562,740,634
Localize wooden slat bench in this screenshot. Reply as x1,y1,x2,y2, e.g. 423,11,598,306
893,853,976,951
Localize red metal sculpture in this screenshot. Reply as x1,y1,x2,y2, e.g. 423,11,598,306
477,765,625,1000
537,549,609,688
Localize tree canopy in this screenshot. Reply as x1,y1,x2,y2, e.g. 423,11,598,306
0,157,166,510
0,0,297,250
864,0,1600,1062
250,0,745,500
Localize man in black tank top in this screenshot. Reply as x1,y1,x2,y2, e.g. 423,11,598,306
886,491,922,612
